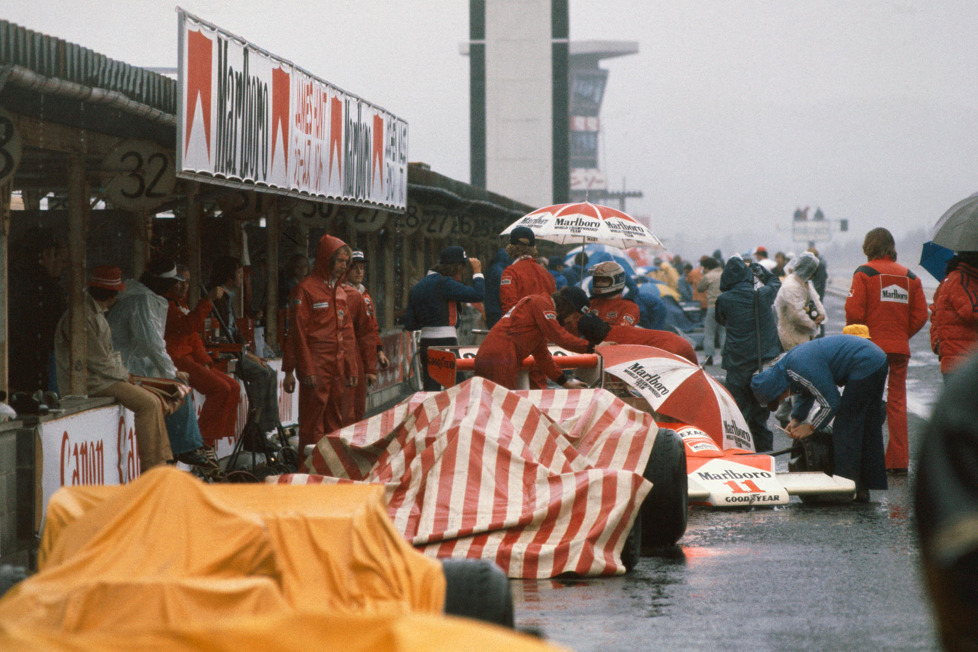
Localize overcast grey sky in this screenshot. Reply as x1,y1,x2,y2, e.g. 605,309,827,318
5,1,977,255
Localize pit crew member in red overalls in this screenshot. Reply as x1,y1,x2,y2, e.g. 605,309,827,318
282,235,357,452
474,286,609,390
844,227,928,473
343,249,389,423
164,265,241,449
500,226,556,314
500,226,557,388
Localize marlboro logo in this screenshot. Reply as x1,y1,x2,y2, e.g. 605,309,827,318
880,284,908,303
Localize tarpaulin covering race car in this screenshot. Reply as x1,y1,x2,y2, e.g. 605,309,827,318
279,377,687,578
0,467,555,651
433,343,858,508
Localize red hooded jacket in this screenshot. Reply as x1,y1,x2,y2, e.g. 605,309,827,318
845,256,928,355
930,261,978,373
283,235,356,380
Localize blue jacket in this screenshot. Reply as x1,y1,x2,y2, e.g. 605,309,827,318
404,271,485,332
715,257,781,371
485,248,511,327
751,335,887,430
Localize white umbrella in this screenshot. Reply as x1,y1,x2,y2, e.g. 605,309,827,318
500,201,665,250
933,192,978,251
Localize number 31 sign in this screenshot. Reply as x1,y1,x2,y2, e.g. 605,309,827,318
102,140,176,212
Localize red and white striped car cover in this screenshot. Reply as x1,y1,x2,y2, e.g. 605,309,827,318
274,377,658,578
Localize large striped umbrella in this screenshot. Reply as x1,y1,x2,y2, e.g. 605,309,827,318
500,201,664,250
600,344,755,452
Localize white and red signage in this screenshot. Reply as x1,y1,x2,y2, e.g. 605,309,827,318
38,405,138,522
178,10,408,210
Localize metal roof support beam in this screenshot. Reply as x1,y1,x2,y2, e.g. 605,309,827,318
265,200,280,354
184,182,201,308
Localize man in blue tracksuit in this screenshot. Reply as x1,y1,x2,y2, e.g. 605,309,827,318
750,333,889,500
404,246,484,390
715,256,782,451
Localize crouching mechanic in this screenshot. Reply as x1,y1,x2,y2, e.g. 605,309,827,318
749,329,889,501
474,286,610,390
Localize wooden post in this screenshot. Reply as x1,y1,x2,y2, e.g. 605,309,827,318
185,183,201,306
0,179,11,396
132,211,152,279
266,200,280,353
67,155,88,396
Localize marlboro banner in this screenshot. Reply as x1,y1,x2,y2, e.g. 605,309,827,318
177,10,408,210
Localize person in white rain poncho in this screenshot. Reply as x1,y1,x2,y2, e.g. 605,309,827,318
106,258,211,467
774,252,826,351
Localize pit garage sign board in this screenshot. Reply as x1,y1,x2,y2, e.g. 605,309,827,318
178,9,408,210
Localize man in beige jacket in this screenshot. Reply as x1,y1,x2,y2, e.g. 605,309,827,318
55,266,172,470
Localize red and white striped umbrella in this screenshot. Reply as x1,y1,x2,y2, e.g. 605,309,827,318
501,201,664,249
600,344,755,452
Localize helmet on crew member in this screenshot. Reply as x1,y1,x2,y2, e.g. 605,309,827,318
589,261,626,296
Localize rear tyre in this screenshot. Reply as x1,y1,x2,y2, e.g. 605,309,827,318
621,517,642,571
641,428,688,549
441,559,514,627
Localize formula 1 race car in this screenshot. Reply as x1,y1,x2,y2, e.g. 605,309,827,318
429,343,857,509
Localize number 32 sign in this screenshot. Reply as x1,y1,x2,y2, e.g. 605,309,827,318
103,140,176,212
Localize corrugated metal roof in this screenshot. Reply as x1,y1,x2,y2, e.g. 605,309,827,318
0,19,176,114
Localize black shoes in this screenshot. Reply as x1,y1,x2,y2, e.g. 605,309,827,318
701,356,714,367
175,449,219,468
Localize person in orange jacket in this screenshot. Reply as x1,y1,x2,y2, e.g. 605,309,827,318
845,227,928,472
474,287,608,390
282,235,358,452
500,226,556,314
164,265,241,449
500,226,557,388
344,250,390,422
